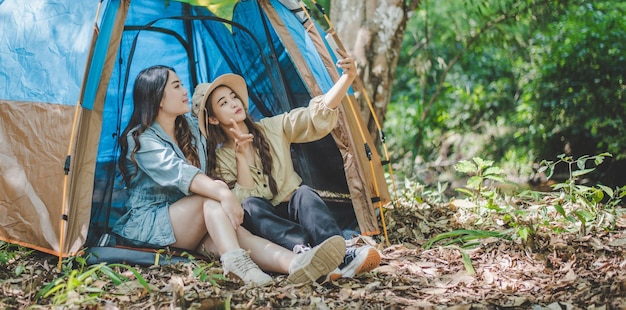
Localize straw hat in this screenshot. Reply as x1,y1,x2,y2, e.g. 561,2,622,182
191,73,249,138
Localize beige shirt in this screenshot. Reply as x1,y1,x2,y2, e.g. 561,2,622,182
215,95,338,205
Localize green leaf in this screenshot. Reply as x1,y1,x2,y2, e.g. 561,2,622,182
424,229,506,249
15,264,25,276
545,165,555,179
76,263,106,282
554,204,567,217
173,0,238,24
576,155,590,170
455,188,475,198
466,176,483,189
109,264,151,291
454,160,478,174
597,184,614,198
461,251,475,275
592,189,604,203
473,157,493,169
484,166,504,176
572,168,595,177
98,265,128,286
484,175,505,183
517,227,530,241
574,210,594,221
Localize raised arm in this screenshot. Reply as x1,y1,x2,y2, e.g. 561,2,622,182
323,49,358,110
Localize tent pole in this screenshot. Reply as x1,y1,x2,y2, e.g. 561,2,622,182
305,0,401,218
181,3,198,87
58,0,105,270
299,0,396,245
305,0,400,204
344,95,391,246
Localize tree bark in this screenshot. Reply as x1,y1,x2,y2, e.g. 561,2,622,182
330,0,420,144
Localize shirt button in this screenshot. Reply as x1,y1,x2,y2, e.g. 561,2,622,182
263,184,267,187
257,171,261,175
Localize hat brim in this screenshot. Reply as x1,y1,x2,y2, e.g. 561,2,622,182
197,74,248,138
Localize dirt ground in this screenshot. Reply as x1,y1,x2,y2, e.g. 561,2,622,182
1,201,625,309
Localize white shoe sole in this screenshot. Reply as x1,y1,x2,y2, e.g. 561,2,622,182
287,235,346,284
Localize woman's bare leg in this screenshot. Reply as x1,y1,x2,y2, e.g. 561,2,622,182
168,195,239,255
235,227,295,274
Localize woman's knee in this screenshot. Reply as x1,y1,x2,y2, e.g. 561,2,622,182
201,197,226,217
293,185,322,201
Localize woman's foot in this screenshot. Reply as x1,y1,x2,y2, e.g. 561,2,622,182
287,235,345,283
221,248,273,287
335,245,381,279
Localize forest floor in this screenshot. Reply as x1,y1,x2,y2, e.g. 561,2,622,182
1,194,626,309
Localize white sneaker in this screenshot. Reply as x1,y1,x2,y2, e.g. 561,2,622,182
337,245,381,278
221,248,273,287
287,235,345,284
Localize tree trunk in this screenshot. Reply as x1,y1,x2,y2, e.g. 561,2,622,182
329,0,420,144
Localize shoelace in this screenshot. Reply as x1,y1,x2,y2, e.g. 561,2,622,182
342,247,358,265
231,253,256,274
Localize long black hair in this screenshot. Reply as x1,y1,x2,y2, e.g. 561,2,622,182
118,65,199,186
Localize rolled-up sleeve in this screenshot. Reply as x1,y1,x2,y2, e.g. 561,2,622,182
275,95,339,143
132,134,202,195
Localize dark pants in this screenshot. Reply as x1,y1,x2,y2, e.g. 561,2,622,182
242,185,342,250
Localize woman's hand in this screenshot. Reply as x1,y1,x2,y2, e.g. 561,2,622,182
323,50,358,109
188,175,244,229
215,180,244,228
335,49,357,80
228,119,254,155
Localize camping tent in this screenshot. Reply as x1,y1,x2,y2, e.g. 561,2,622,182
0,0,390,260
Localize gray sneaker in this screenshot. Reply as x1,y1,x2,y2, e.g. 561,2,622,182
287,235,346,284
221,248,273,287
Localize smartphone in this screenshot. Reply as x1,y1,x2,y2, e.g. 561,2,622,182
325,33,343,60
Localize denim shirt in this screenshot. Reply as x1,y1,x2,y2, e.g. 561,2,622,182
112,115,207,247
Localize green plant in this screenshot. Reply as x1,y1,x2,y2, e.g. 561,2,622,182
424,229,509,250
36,259,150,306
538,152,620,234
451,157,540,244
395,178,449,209
182,252,226,285
0,242,34,278
454,157,507,201
424,229,511,275
0,242,32,265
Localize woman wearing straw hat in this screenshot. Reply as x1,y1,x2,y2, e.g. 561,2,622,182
112,65,345,287
195,51,381,281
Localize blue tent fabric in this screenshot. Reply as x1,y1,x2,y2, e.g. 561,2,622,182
1,0,385,257
82,0,122,111
0,1,97,105
87,0,358,246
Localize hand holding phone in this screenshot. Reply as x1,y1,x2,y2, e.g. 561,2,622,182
325,33,343,60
